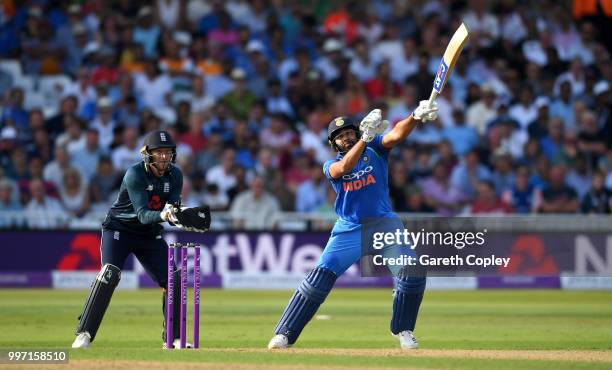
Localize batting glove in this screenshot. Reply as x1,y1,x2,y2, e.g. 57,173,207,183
413,100,439,122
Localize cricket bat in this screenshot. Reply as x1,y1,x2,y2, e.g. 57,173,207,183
428,23,470,107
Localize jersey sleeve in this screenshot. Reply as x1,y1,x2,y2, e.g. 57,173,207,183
124,167,163,224
169,166,183,204
323,159,338,181
367,135,390,159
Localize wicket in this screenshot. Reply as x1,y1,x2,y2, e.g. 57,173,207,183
166,242,201,349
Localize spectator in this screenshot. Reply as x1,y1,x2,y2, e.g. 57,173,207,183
401,186,435,213
89,156,118,206
296,165,328,213
259,113,295,150
527,97,552,139
442,108,480,156
90,97,117,149
206,148,237,197
549,80,575,131
582,171,612,214
502,165,542,214
540,117,565,161
450,149,492,200
539,164,579,213
43,146,84,190
221,68,257,120
421,160,467,216
111,127,142,171
468,180,513,214
25,179,67,229
71,128,106,182
0,179,21,211
55,116,86,154
490,152,516,195
1,88,28,133
230,175,280,229
466,84,497,135
59,167,90,217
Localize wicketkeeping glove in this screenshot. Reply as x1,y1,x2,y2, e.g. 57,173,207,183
175,205,211,233
413,100,439,122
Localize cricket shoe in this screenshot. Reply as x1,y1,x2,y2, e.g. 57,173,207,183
163,339,193,349
393,330,419,349
72,332,91,349
267,334,291,349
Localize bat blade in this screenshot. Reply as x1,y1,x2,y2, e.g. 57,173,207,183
428,23,470,106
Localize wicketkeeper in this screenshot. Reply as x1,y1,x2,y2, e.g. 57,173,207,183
72,130,211,349
268,100,438,349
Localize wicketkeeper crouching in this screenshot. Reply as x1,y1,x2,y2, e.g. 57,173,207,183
71,130,211,349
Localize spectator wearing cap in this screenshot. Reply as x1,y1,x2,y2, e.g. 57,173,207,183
71,128,106,182
134,6,161,58
442,108,479,156
25,178,67,229
582,170,612,214
466,84,497,135
220,68,257,120
90,97,117,149
539,164,579,213
230,175,281,229
450,149,492,200
315,38,344,82
501,165,542,214
134,59,173,109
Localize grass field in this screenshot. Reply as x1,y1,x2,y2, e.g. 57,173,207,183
1,289,611,369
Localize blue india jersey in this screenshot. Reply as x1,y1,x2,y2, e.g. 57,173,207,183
323,135,395,223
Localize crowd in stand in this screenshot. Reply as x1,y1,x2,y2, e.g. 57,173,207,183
1,0,612,229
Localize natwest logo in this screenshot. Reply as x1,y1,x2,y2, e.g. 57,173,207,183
343,166,376,192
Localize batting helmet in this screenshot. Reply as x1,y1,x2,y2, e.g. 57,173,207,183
327,116,360,153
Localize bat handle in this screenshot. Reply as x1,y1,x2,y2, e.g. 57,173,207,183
427,89,439,108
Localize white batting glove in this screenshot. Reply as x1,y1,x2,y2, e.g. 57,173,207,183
413,100,439,122
359,109,382,132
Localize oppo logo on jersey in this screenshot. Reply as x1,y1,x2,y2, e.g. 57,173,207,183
342,166,376,192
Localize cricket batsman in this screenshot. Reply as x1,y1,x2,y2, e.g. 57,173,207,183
71,130,211,349
268,101,439,350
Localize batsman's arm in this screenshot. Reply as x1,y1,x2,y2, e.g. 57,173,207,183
381,114,419,149
124,168,163,224
328,140,367,179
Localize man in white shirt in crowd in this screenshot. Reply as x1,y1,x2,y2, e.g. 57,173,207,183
230,175,280,229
